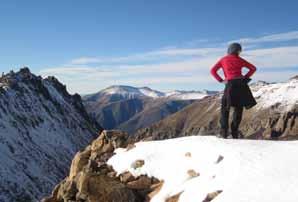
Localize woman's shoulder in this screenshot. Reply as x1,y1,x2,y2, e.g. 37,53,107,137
221,54,239,61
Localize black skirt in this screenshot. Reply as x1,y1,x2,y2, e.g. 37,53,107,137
223,78,257,109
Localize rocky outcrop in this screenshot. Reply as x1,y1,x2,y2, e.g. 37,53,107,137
43,130,162,202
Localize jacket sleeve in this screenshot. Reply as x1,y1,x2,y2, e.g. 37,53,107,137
210,59,224,82
242,58,256,78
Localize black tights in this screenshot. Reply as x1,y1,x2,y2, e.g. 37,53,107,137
220,96,243,138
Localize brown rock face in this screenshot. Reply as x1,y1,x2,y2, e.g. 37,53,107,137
147,181,164,200
202,190,223,202
120,171,136,183
42,130,162,202
69,146,91,180
126,175,153,190
165,192,183,202
75,171,138,202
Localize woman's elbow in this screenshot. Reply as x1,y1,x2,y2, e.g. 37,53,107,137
210,68,217,76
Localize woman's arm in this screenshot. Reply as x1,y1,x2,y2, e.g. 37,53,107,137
210,59,224,82
242,58,256,78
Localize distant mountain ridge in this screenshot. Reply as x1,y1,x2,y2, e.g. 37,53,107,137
84,85,217,101
82,85,216,134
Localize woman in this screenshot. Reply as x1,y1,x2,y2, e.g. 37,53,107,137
210,43,257,139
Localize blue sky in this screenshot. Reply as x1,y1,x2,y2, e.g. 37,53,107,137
0,0,298,94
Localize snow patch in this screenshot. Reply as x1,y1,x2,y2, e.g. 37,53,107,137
166,90,215,100
108,136,298,202
101,85,165,98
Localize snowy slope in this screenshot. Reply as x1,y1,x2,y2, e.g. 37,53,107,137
0,68,101,202
251,78,298,111
108,136,298,202
139,87,166,98
166,90,218,100
100,85,165,99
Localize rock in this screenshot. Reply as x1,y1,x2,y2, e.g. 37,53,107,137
151,177,160,184
42,130,147,202
43,130,164,202
165,192,183,202
185,152,192,157
107,171,117,178
187,169,200,179
202,190,223,202
90,130,128,160
120,171,136,183
97,151,114,163
90,132,107,154
126,143,136,151
42,182,61,202
69,146,91,179
40,196,57,202
215,155,224,164
147,180,164,200
131,159,145,169
126,175,152,190
105,130,129,148
56,179,78,201
76,171,139,202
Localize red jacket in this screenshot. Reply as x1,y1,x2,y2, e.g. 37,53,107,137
210,54,256,82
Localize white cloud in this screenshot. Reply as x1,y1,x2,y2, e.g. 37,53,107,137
70,47,224,65
229,31,298,44
253,70,298,82
70,58,103,65
39,30,298,94
244,46,298,68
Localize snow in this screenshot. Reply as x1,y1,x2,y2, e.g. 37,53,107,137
165,90,215,100
139,87,165,98
101,85,165,98
252,79,298,110
108,136,298,202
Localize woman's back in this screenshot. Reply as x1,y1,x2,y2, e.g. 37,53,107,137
211,54,256,81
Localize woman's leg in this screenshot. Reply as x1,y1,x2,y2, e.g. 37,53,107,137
231,106,243,138
220,95,230,138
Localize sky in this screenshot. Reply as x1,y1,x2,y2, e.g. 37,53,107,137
0,0,297,94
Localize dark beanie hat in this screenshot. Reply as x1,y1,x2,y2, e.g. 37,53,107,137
227,43,242,55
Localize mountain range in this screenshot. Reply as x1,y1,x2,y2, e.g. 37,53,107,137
83,86,217,134
0,67,297,202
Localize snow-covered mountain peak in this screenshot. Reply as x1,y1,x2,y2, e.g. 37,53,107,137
250,80,270,87
139,87,165,98
289,74,298,80
102,85,139,94
100,85,165,98
253,78,298,110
